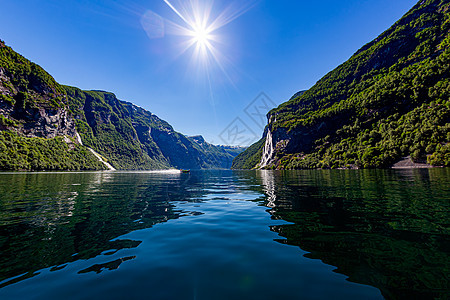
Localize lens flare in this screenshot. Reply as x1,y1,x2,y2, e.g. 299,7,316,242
141,0,257,75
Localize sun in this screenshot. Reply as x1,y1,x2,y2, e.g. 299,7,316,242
152,0,257,71
191,25,211,48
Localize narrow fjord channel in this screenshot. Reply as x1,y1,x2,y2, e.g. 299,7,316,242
0,169,448,299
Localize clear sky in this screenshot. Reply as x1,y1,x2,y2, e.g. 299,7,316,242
0,0,417,145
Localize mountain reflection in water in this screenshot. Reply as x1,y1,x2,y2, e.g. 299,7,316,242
0,169,448,299
257,169,449,300
0,171,188,286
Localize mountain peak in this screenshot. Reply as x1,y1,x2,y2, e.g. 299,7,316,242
189,135,205,143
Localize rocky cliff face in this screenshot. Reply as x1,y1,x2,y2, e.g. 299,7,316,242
0,42,76,139
234,0,450,169
0,103,76,139
259,117,333,168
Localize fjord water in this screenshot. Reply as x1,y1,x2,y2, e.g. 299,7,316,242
0,170,448,299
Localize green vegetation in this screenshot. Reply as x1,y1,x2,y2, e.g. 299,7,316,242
235,0,450,169
0,41,65,108
64,87,169,170
0,131,106,171
231,137,265,169
280,100,449,169
1,37,240,171
64,87,239,170
0,114,18,127
0,43,108,171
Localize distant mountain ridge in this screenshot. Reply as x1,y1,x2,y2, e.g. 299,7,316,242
233,0,449,170
0,41,243,170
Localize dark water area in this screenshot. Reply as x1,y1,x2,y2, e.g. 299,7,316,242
0,169,448,299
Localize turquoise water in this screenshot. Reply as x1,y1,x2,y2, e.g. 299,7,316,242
0,169,448,299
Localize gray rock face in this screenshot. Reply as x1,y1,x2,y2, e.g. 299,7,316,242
0,101,76,139
259,110,331,169
21,107,75,138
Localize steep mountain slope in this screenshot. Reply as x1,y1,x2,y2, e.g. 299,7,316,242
0,41,241,170
0,40,106,170
65,87,241,170
233,0,450,169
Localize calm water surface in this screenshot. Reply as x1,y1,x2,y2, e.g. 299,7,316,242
0,169,448,299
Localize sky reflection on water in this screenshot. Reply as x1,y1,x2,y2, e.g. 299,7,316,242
0,169,448,299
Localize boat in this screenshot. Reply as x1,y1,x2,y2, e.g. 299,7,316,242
180,169,190,173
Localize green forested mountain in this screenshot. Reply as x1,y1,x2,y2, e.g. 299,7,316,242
233,0,449,170
0,40,242,171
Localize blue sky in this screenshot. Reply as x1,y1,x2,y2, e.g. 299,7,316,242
0,0,417,145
